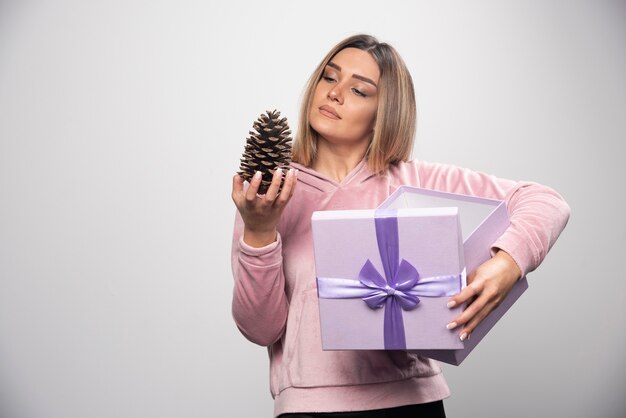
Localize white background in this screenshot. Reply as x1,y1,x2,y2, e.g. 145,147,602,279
1,1,624,417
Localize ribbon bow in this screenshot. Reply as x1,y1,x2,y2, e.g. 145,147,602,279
359,258,421,310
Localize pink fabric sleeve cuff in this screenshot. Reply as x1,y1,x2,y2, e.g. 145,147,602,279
490,238,534,279
238,233,283,267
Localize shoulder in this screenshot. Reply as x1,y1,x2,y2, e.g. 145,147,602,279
385,159,422,186
385,159,455,187
386,159,518,198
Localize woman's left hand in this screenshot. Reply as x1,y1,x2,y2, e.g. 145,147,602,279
445,250,522,341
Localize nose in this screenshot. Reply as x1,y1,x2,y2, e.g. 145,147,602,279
327,85,343,104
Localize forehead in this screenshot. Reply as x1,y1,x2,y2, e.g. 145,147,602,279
328,48,380,83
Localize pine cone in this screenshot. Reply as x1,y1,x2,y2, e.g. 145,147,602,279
238,110,293,194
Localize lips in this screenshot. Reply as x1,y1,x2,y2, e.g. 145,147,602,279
319,105,341,120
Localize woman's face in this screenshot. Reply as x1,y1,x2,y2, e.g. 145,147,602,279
309,47,380,148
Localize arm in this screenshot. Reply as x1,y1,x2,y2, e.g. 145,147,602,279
230,168,298,346
231,214,289,346
417,161,571,339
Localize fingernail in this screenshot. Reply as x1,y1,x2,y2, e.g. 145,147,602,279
460,332,468,341
446,322,457,330
288,168,295,177
447,300,456,308
253,171,262,180
275,168,283,177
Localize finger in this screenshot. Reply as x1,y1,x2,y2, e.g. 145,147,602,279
245,171,263,202
232,174,244,202
447,290,489,330
447,279,482,309
459,299,498,340
276,168,297,204
263,168,284,202
447,279,502,333
466,269,477,285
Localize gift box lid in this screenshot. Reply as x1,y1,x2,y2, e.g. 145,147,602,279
378,186,510,275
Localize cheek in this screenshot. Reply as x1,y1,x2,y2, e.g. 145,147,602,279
355,103,377,129
312,83,326,103
309,87,324,116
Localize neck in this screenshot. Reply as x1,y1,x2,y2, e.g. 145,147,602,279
312,138,369,183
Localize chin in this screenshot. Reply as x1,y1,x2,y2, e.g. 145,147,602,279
309,116,334,138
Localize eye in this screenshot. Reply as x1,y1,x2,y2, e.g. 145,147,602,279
352,88,366,97
322,75,336,83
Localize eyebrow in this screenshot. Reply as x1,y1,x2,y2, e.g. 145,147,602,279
327,62,378,88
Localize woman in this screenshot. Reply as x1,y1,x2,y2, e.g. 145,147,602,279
231,34,570,418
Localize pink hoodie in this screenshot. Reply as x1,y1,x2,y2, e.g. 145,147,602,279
231,160,570,417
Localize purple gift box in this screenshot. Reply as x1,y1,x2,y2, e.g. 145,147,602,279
312,207,466,351
312,186,529,365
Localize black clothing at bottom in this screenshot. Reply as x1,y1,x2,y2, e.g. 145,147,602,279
277,401,446,418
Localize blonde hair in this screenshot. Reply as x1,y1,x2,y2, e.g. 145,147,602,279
292,34,416,173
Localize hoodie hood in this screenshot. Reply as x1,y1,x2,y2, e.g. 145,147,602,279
290,160,379,193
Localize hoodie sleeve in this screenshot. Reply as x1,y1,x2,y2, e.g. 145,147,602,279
414,161,571,277
231,211,289,346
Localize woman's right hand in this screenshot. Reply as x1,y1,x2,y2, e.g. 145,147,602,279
231,168,298,247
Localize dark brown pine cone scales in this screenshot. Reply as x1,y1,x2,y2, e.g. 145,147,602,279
238,110,293,194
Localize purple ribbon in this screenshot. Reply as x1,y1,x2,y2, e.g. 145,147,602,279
317,209,461,349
